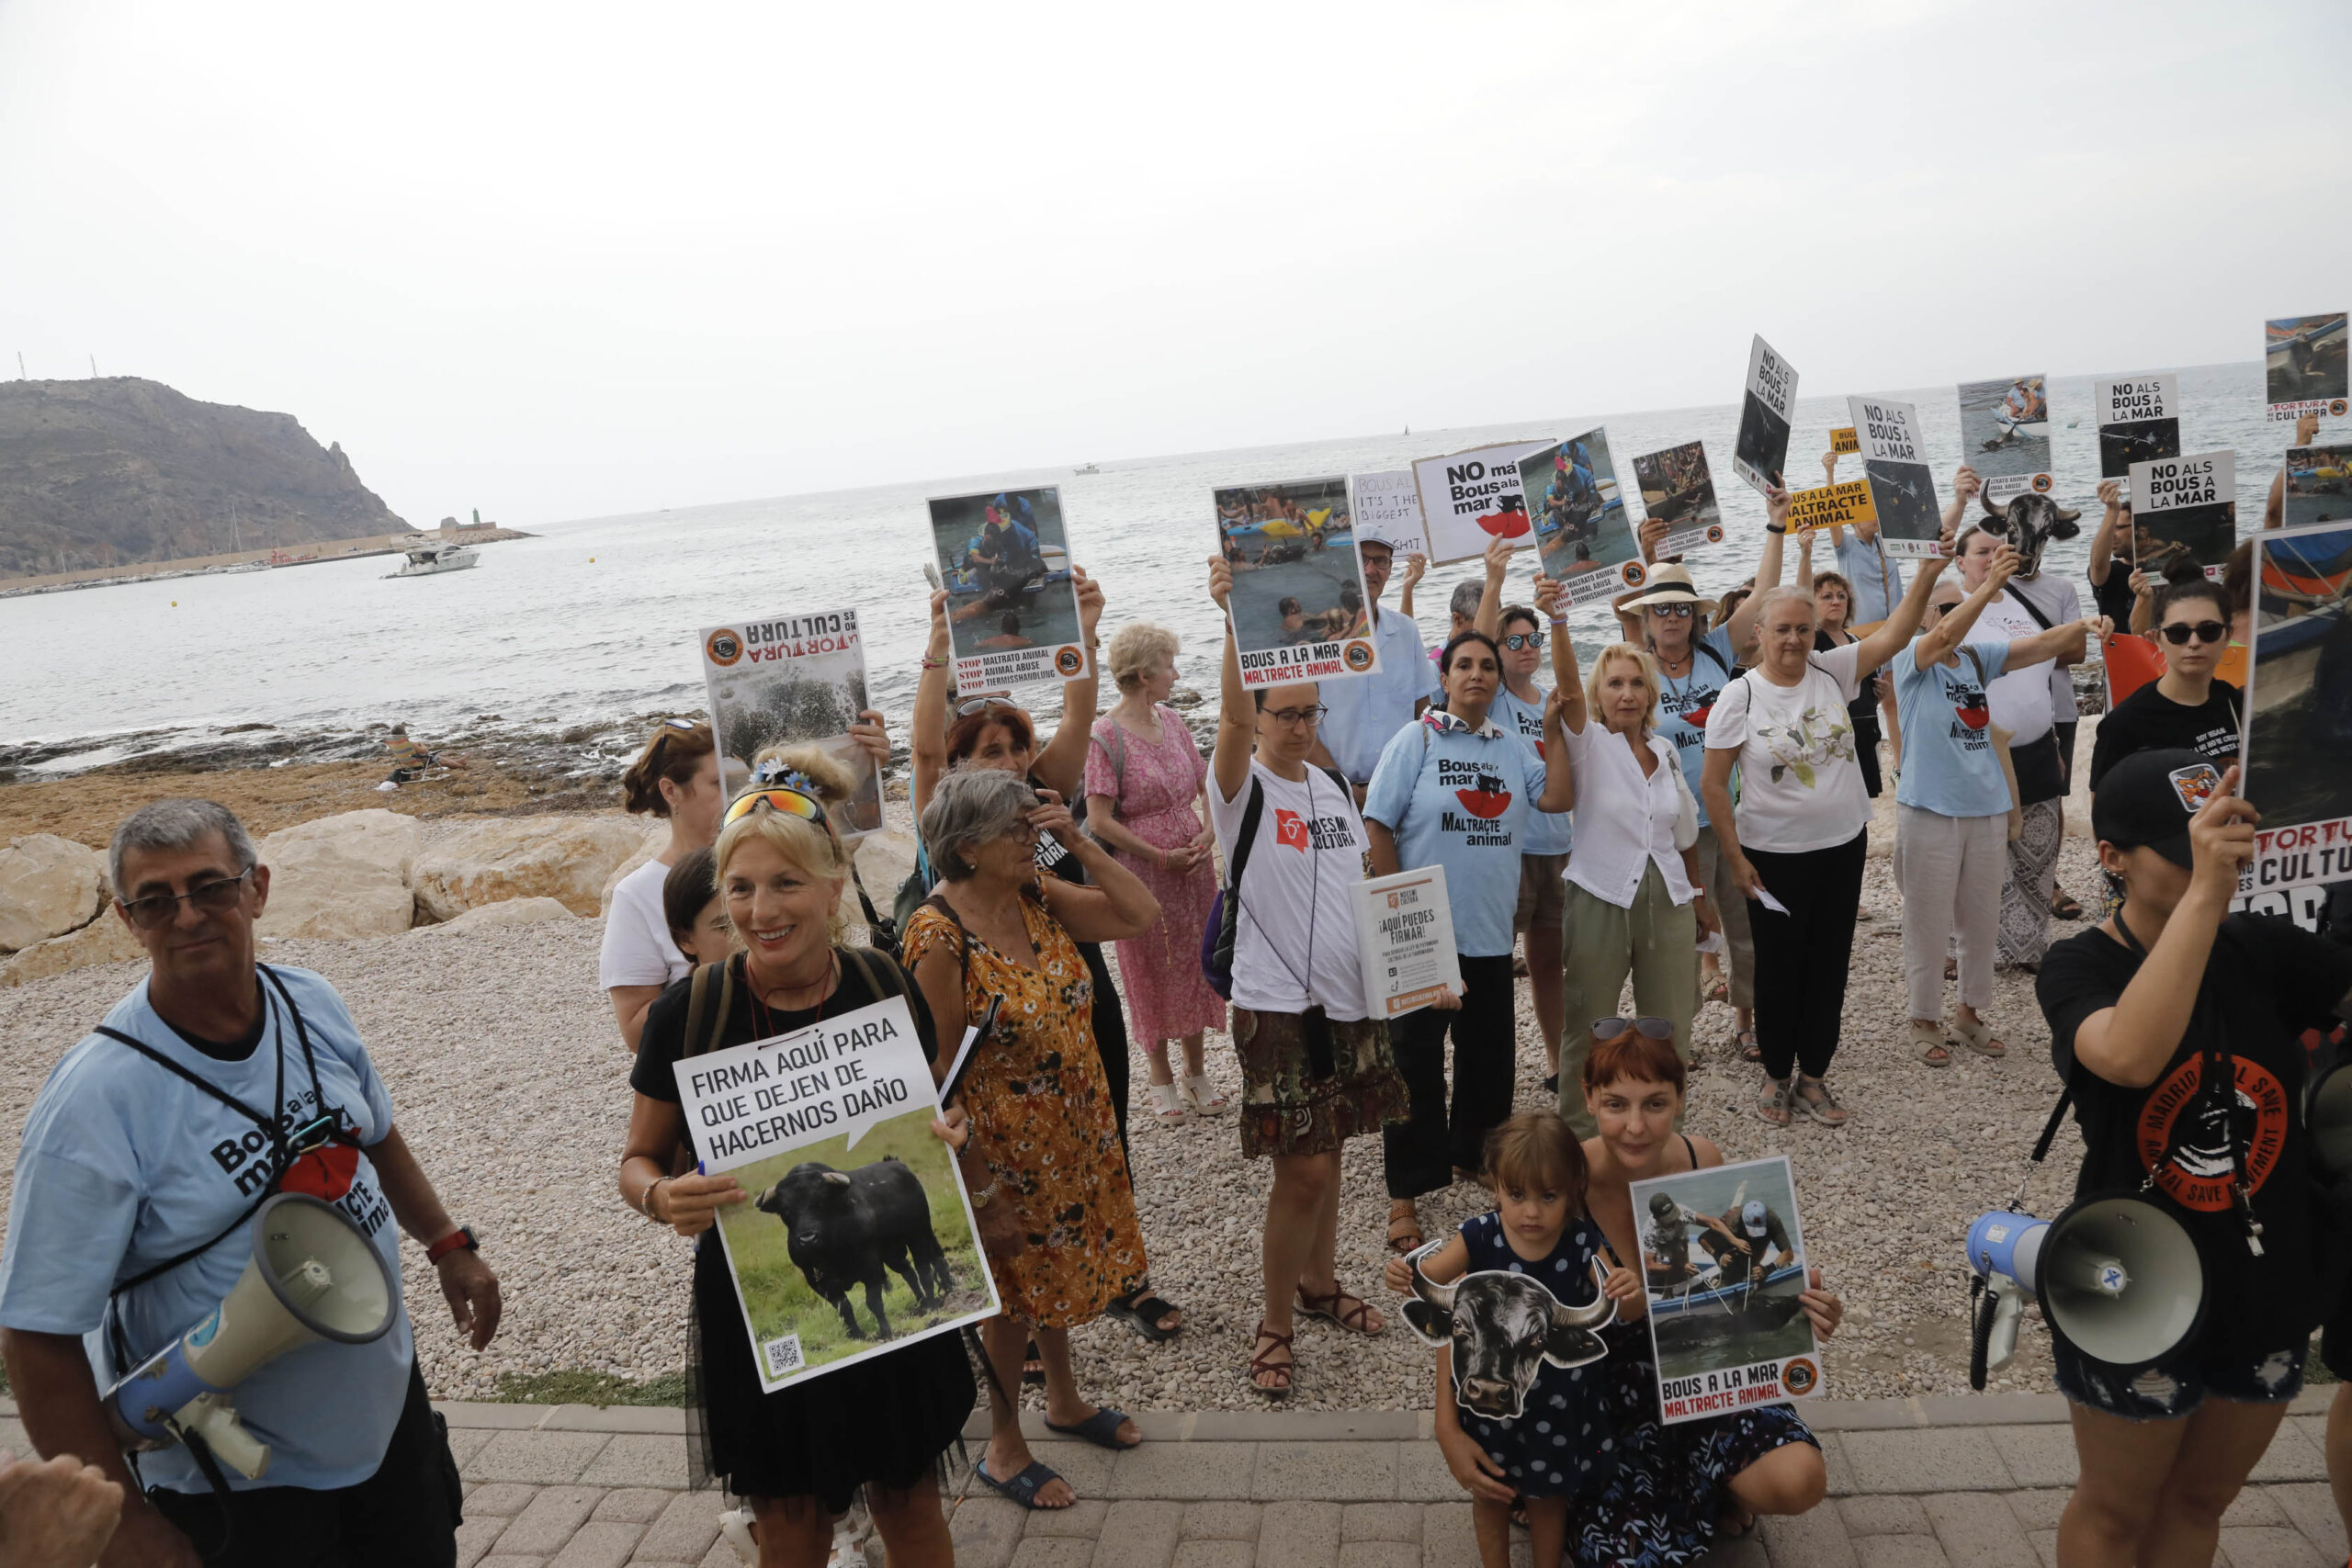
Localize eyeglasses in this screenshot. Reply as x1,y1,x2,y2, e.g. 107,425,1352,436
721,786,833,833
956,695,1023,718
1502,631,1545,650
2161,620,2227,646
1647,604,1696,619
119,866,255,930
1591,1015,1676,1042
1263,704,1328,728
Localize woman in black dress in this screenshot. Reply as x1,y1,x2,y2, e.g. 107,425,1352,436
618,746,990,1566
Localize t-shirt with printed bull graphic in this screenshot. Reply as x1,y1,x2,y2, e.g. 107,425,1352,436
1891,637,2016,818
1363,710,1547,958
0,966,411,1494
1650,627,1738,829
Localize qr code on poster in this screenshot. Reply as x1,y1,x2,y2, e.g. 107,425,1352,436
763,1335,804,1376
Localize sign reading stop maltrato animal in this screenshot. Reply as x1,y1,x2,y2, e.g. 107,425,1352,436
673,994,1000,1393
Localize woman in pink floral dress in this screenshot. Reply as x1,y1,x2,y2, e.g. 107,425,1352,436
1085,622,1233,1124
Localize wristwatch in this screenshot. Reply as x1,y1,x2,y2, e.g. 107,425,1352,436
425,1224,480,1265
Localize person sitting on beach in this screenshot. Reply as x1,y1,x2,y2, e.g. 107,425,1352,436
977,611,1032,649
382,720,466,784
0,798,501,1568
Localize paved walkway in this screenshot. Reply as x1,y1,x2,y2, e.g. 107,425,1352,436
4,1392,2346,1564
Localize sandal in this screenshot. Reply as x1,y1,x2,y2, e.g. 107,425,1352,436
1951,1016,2007,1058
1104,1289,1182,1342
1296,1282,1384,1337
1180,1073,1232,1115
1387,1200,1425,1256
974,1457,1072,1510
1795,1075,1849,1127
1756,1077,1792,1127
1249,1322,1295,1397
1146,1080,1188,1125
2051,887,2084,921
1042,1406,1141,1450
1735,1028,1762,1064
1910,1021,1951,1069
1702,973,1729,1003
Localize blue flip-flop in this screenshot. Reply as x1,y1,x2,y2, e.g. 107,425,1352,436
1043,1406,1140,1450
974,1456,1069,1510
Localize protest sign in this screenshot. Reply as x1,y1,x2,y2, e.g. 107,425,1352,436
2284,446,2352,529
1847,396,1943,558
2238,523,2352,910
1631,441,1725,558
1787,479,1877,536
928,487,1091,693
674,994,999,1393
1958,374,2053,503
2096,374,2181,494
1350,468,1429,558
1352,865,1463,1020
701,610,883,840
1630,1154,1822,1426
2267,313,2348,423
1410,441,1543,564
1731,336,1797,495
1829,426,1859,455
2127,450,2235,580
1216,476,1380,689
1527,428,1645,606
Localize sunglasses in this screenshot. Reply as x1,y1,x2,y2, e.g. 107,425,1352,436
1647,604,1696,619
2161,620,2227,646
1263,704,1328,728
956,695,1023,718
1502,631,1545,651
721,786,832,833
1591,1015,1676,1042
119,866,255,930
645,715,699,770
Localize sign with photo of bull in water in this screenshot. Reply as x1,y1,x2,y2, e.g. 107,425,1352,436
1411,440,1546,564
2128,450,2236,581
1629,1154,1823,1425
2095,373,2181,499
1848,395,1943,559
1731,335,1798,495
673,994,999,1392
1958,374,2053,504
1216,474,1382,689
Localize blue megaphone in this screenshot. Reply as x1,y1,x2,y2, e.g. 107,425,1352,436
1962,1198,2203,1390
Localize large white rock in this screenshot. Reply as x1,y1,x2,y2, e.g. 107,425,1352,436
254,810,421,941
0,834,107,953
1,907,145,986
412,817,649,921
412,896,578,936
599,821,671,916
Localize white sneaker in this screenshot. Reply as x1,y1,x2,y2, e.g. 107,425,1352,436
718,1506,759,1564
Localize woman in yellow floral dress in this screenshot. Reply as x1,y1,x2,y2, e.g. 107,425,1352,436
905,767,1163,1514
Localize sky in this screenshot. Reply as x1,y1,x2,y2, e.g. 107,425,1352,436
2,0,2346,528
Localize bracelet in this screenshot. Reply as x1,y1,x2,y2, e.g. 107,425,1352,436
1548,615,1568,626
921,656,948,670
1765,524,1786,535
643,1176,672,1224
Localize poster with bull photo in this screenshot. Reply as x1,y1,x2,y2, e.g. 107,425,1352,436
1410,440,1543,564
1529,428,1644,606
2096,374,2181,495
1630,1154,1822,1425
2235,523,2352,914
673,995,999,1393
1216,475,1381,689
928,486,1091,694
1731,335,1797,494
1350,468,1429,558
700,610,884,840
2267,313,2348,423
2127,450,2236,581
1631,440,1725,558
1957,374,2053,503
1848,395,1943,558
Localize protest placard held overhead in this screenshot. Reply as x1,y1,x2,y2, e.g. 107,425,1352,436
1350,468,1429,558
1631,440,1725,558
2285,445,2352,529
2266,312,2348,423
1787,479,1876,536
1216,475,1381,689
2127,450,2236,580
700,609,885,839
2096,373,2181,496
1527,428,1644,606
928,486,1091,693
1957,374,2053,503
1731,335,1797,494
1410,440,1542,563
2239,522,2352,916
1848,396,1942,558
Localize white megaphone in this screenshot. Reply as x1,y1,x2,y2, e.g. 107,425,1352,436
106,1192,395,1479
1963,1197,2205,1390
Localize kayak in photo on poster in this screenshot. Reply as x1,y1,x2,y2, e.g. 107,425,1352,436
1847,396,1943,558
1410,440,1545,564
1631,441,1725,558
2237,522,2352,906
1216,475,1380,690
1731,335,1798,495
1527,428,1644,607
1628,1153,1822,1426
1351,468,1429,558
1787,479,1876,537
1958,374,2053,503
1352,864,1464,1020
2096,374,2181,499
928,487,1091,694
2284,446,2352,529
2267,313,2348,423
2127,450,2235,581
700,610,884,840
673,992,1001,1393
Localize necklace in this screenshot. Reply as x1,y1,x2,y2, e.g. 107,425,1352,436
748,952,838,1035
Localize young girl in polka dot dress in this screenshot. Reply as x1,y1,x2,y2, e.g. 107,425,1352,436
1385,1111,1644,1568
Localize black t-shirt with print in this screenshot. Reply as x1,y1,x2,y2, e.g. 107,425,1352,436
2037,914,2352,1358
2086,681,2242,791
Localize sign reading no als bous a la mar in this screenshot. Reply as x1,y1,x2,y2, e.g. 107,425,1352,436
1352,865,1463,1020
1787,479,1877,536
1350,469,1428,558
2127,450,2236,581
700,608,884,840
1410,442,1544,565
1730,335,1798,495
1847,396,1943,558
2096,373,2181,499
1216,474,1381,690
673,993,1000,1393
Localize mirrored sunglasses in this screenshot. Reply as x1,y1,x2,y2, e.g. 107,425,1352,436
1591,1015,1676,1042
1648,603,1696,618
722,786,831,831
1502,631,1545,651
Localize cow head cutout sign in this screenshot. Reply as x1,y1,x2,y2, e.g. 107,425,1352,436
1402,1253,1613,1420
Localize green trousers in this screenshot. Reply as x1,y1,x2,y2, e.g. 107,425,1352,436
1555,862,1700,1137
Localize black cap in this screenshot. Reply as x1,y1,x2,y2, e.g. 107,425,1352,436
2092,748,2221,869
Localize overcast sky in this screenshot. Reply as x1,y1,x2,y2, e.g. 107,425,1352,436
3,0,2346,527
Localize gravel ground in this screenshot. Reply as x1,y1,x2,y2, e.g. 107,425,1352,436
0,830,2099,1411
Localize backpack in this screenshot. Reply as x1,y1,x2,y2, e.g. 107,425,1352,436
679,944,908,1059
1202,763,1349,1000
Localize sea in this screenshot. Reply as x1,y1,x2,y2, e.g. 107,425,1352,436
0,361,2291,778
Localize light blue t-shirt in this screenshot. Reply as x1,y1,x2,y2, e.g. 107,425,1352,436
1893,637,2014,818
1650,626,1738,829
0,966,413,1494
1488,684,1573,858
1319,604,1429,784
1835,532,1907,626
1363,712,1546,957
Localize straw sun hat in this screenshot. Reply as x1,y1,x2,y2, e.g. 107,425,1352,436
1619,563,1720,619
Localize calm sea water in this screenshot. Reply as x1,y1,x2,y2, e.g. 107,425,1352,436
0,362,2286,772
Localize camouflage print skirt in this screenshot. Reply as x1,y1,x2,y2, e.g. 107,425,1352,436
1230,1007,1410,1160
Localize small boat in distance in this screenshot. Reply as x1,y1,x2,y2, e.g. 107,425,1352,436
1072,462,1100,476
387,542,481,578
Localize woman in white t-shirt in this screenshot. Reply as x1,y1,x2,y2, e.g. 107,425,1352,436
1702,510,1951,1129
1206,556,1408,1398
601,718,727,1051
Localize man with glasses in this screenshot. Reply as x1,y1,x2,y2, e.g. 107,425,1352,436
1312,536,1429,807
0,798,500,1567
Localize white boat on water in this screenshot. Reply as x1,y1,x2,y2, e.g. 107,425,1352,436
386,543,481,578
1072,462,1100,476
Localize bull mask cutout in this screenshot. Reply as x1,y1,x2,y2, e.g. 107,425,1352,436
1402,1254,1614,1420
1976,491,2081,577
